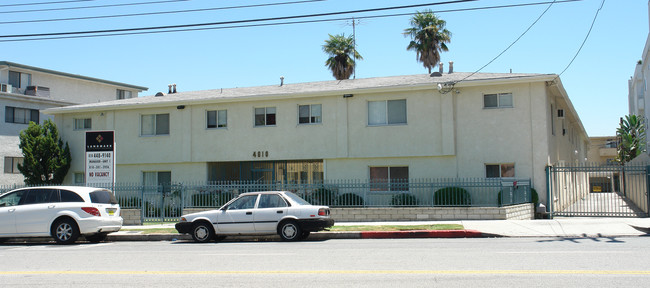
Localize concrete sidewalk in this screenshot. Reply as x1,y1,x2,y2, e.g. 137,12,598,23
108,217,650,242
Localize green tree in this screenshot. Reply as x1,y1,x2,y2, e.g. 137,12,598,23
403,10,451,73
617,114,646,163
323,33,363,80
18,119,71,185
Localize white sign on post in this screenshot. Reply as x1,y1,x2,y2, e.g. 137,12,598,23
85,131,115,186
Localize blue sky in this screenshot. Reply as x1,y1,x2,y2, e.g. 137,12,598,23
2,0,645,136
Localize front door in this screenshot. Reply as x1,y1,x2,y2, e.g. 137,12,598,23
0,190,26,235
14,189,59,235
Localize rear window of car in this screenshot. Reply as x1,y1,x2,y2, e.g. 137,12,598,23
89,190,118,204
60,190,85,203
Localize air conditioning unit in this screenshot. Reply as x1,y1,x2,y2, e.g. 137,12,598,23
0,83,12,93
557,109,565,118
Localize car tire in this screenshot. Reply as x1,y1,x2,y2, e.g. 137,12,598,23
279,220,302,241
52,218,80,245
191,222,215,243
85,233,108,243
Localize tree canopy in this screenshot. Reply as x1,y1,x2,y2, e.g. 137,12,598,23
18,119,71,185
323,33,363,80
403,10,451,73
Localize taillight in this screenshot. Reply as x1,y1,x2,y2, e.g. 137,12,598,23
82,207,101,217
318,208,328,216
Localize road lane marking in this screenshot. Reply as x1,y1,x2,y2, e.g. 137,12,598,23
1,270,649,275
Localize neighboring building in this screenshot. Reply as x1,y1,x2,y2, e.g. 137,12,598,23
45,71,588,207
628,1,650,150
586,136,618,164
1,61,147,186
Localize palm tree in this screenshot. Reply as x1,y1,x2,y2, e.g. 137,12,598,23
403,10,451,73
617,114,646,163
323,33,363,80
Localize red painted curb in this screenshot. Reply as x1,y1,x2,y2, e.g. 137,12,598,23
360,230,483,239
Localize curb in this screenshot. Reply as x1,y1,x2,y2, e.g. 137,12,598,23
359,229,484,239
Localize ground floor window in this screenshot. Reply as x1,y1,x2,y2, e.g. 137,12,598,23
369,166,409,191
143,171,172,193
208,160,323,184
485,163,515,178
4,157,23,174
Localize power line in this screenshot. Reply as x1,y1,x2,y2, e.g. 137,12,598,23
0,0,189,14
556,0,605,78
0,0,96,8
0,0,581,43
0,0,327,25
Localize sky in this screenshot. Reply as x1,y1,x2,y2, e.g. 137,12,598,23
1,0,646,137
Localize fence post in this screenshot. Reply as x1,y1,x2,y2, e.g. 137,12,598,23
646,166,650,216
545,165,553,218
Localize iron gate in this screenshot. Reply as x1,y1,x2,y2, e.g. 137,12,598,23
547,164,649,217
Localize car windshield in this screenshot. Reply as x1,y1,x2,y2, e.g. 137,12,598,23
283,192,311,205
89,190,118,204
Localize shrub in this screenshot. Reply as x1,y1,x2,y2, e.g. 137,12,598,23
308,188,337,206
434,187,471,206
390,193,418,206
336,193,364,206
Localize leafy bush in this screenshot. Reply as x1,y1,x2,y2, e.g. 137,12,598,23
434,187,471,206
390,193,418,206
308,188,337,206
336,193,364,206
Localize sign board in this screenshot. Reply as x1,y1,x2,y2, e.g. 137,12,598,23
85,131,115,186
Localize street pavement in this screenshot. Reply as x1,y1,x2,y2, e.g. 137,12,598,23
108,217,650,242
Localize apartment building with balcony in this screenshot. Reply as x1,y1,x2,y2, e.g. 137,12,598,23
1,61,147,185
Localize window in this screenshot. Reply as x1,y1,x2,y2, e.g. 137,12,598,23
60,190,84,202
5,106,39,124
141,113,170,136
368,99,406,126
258,194,288,209
22,189,57,205
227,195,258,210
0,190,25,207
4,157,23,174
299,104,322,124
143,171,172,193
74,172,85,184
74,118,92,130
484,93,513,108
8,71,31,89
370,166,409,191
116,89,133,99
485,163,515,178
255,107,276,126
207,110,227,128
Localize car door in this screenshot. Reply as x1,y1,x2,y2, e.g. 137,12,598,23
215,194,258,233
0,190,25,236
254,193,289,233
14,189,59,235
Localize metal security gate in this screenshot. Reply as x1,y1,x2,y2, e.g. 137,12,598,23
547,164,649,217
141,184,183,222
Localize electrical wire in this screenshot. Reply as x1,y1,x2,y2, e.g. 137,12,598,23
0,0,327,25
0,0,189,14
0,0,580,43
556,0,605,78
0,0,96,8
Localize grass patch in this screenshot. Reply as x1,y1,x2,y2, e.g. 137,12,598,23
121,224,464,234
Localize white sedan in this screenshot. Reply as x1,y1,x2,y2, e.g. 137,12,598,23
0,186,123,244
175,191,335,242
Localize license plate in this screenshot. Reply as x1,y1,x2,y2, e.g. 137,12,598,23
107,209,116,216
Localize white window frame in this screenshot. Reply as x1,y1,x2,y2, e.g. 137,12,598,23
298,104,322,124
207,110,227,129
140,113,170,136
254,107,276,127
368,99,407,126
483,93,513,109
73,118,92,130
485,163,515,178
117,89,133,100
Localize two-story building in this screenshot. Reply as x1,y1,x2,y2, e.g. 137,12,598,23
1,61,147,185
45,71,588,207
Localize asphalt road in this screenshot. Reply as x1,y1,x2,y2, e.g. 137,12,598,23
1,237,649,287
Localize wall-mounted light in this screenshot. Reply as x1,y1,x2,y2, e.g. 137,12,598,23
343,94,354,98
177,105,185,110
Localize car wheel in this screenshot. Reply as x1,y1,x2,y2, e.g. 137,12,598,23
85,233,108,243
191,222,215,243
52,218,80,245
279,220,302,241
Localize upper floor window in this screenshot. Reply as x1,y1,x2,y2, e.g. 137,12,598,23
5,106,39,124
486,163,515,178
484,93,513,108
255,107,276,127
8,71,31,89
207,110,227,128
74,118,92,130
368,99,407,126
370,166,409,191
116,89,133,99
299,104,322,124
141,113,169,136
4,157,23,174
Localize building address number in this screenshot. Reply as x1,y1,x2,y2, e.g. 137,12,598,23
253,151,269,158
